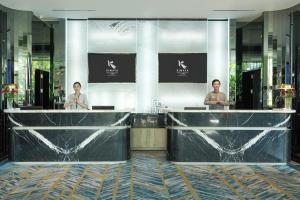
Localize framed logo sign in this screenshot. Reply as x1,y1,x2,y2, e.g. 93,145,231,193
88,53,136,83
159,53,207,83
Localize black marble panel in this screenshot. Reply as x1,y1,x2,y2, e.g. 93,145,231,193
168,129,290,162
0,111,8,161
11,128,130,161
6,111,131,162
167,112,292,127
292,114,300,162
7,112,131,126
167,111,293,162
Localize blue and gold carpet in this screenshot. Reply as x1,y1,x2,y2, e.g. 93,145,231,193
0,155,300,199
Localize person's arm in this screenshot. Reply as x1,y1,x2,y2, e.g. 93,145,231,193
218,93,229,106
204,93,218,105
64,95,75,109
76,94,88,109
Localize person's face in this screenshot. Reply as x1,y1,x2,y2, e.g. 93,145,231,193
212,81,220,91
73,83,81,93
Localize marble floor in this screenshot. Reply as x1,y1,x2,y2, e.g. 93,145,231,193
0,153,300,199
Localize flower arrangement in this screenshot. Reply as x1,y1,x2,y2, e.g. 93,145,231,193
1,84,18,109
1,84,18,99
278,84,294,109
279,84,295,98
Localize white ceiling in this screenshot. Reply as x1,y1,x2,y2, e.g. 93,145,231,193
0,0,299,21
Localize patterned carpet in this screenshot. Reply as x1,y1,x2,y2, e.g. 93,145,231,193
0,155,300,199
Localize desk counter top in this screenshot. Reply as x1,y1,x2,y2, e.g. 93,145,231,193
168,109,296,113
4,109,132,113
4,109,296,114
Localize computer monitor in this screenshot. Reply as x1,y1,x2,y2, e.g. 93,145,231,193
184,107,206,110
20,106,43,110
92,106,115,110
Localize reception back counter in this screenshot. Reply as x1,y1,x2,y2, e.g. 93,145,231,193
4,110,131,162
167,110,295,163
4,109,295,163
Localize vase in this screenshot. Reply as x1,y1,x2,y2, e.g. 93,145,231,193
284,97,292,109
7,98,13,110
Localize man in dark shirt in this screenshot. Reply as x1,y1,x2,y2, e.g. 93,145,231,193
204,79,229,110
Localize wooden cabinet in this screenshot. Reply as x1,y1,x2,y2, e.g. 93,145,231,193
130,128,167,150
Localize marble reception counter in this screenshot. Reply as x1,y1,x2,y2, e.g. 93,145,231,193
4,110,131,162
4,109,295,163
167,110,295,163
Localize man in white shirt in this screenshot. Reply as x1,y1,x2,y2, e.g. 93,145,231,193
64,82,88,110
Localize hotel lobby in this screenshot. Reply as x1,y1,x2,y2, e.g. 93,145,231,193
0,0,300,199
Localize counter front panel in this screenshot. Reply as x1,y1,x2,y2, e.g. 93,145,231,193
5,110,131,162
167,110,294,163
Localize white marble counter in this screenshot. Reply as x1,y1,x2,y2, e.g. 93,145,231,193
4,109,133,113
167,109,296,113
4,109,296,114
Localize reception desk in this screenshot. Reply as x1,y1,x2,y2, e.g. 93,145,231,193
167,110,295,163
4,110,131,162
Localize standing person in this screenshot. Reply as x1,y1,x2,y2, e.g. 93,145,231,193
64,82,88,110
204,79,229,110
